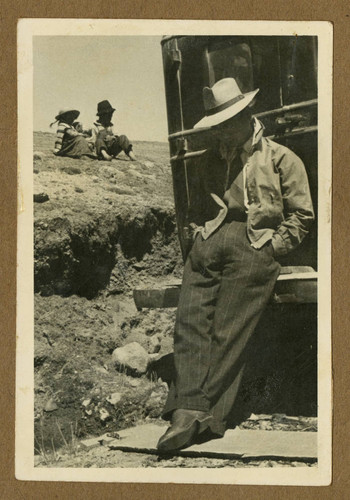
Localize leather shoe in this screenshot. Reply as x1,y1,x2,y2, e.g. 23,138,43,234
157,409,212,452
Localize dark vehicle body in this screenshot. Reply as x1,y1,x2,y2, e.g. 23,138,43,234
157,35,318,415
161,35,318,270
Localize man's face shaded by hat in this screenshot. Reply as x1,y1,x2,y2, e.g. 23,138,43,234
211,107,254,148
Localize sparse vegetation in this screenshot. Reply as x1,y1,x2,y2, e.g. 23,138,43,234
34,132,317,468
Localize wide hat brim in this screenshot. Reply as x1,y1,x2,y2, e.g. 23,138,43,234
193,88,259,129
55,109,80,121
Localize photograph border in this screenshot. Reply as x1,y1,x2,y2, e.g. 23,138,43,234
16,18,332,485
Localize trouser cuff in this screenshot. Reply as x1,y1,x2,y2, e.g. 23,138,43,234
162,397,210,421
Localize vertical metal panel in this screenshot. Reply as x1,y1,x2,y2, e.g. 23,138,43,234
161,36,318,267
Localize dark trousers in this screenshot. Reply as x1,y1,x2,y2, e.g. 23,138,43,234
162,220,280,435
95,131,132,158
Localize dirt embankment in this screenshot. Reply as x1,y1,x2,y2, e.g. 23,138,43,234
33,132,317,468
34,132,182,456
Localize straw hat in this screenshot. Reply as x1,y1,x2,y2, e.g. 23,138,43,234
55,108,80,121
194,78,259,129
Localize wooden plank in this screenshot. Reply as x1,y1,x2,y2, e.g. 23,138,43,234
108,423,317,461
133,266,317,309
80,433,116,450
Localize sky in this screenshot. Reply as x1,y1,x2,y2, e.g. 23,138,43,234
33,36,168,142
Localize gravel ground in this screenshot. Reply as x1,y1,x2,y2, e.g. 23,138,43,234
34,132,317,469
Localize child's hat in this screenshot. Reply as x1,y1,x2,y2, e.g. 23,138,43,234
55,108,80,121
97,100,116,116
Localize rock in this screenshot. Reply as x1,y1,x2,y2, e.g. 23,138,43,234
114,171,126,180
34,186,49,203
101,166,116,178
44,398,58,412
34,338,49,367
128,378,141,388
107,186,134,196
106,392,122,405
112,342,149,376
75,186,84,193
143,161,154,168
95,366,108,375
133,262,145,271
148,335,161,354
148,390,162,403
145,174,157,183
99,408,110,422
33,151,44,160
128,170,143,179
61,166,81,175
145,386,168,416
148,353,160,361
82,399,91,407
34,192,49,203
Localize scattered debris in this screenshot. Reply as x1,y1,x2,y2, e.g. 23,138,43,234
242,414,318,432
33,134,317,467
128,379,141,388
106,392,122,406
99,408,111,422
44,398,58,412
148,335,161,354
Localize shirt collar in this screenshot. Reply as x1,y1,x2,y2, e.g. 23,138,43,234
218,117,264,161
242,117,264,154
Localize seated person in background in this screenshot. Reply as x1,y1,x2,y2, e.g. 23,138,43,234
72,121,84,133
51,108,94,158
73,121,94,140
91,100,136,162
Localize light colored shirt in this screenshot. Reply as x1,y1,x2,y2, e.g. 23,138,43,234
192,118,314,256
90,121,116,144
201,118,264,239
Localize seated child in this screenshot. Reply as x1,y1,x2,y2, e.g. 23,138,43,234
91,100,136,161
73,121,93,139
51,109,94,158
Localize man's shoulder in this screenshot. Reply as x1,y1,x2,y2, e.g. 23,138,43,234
261,136,303,164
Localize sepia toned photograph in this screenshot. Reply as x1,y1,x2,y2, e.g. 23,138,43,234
16,19,332,484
